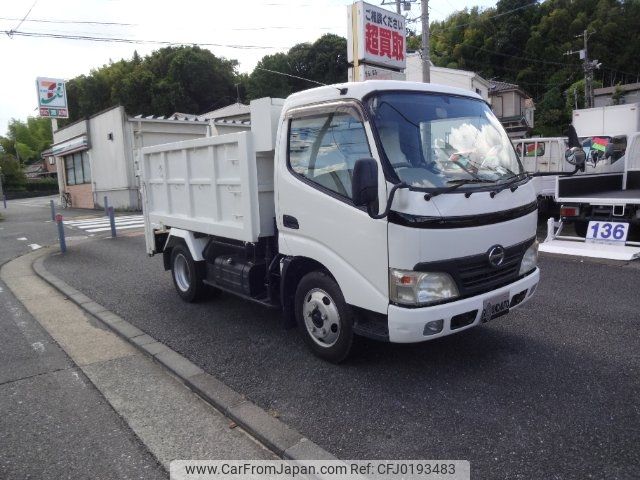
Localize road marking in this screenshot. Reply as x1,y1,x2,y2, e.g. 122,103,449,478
17,237,27,241
28,243,43,250
31,342,45,353
63,214,144,233
87,224,146,233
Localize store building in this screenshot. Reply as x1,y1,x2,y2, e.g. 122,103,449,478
48,106,209,210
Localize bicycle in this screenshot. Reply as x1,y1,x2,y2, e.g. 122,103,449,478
61,191,72,209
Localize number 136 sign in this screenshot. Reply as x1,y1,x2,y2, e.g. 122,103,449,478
586,221,629,244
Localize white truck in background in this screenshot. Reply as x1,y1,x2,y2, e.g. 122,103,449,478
540,103,640,259
141,80,543,362
513,137,568,212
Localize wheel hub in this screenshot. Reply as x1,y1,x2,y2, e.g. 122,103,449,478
174,253,191,292
302,288,341,348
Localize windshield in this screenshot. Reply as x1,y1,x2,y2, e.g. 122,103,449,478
367,92,523,188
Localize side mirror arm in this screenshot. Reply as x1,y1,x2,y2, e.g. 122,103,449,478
367,182,408,219
530,164,584,177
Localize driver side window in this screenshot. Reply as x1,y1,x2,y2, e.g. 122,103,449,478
288,110,371,200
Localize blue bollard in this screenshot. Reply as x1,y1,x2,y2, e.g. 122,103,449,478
56,214,66,253
108,206,116,238
104,196,109,216
50,199,56,220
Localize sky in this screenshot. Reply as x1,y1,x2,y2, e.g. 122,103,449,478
0,0,497,136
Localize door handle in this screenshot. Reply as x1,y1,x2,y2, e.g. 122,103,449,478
283,215,299,229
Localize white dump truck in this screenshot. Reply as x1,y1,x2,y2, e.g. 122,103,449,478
141,80,542,362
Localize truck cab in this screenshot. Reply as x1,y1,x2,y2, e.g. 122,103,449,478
142,80,540,362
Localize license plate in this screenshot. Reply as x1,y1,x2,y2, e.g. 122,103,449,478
585,221,629,244
481,291,510,323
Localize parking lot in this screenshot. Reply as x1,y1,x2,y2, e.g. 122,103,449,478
44,234,640,480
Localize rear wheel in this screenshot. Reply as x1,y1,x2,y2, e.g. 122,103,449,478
170,244,207,302
295,271,354,363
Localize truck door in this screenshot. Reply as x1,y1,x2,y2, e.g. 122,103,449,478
276,102,389,314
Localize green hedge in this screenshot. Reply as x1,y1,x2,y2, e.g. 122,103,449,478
25,178,59,192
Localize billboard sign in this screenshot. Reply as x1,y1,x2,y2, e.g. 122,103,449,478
36,77,69,118
348,1,406,71
348,64,406,82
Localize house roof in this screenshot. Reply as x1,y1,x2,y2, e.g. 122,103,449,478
595,82,640,96
200,103,250,120
166,103,251,122
489,80,520,92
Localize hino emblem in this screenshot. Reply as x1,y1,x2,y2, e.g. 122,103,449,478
487,245,506,267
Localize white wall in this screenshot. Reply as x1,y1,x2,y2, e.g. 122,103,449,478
404,53,490,100
53,119,88,142
88,106,130,196
54,108,211,210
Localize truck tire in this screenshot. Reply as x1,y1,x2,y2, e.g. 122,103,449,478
295,271,354,363
170,244,207,302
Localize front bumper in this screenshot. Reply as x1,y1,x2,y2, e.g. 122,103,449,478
387,268,540,343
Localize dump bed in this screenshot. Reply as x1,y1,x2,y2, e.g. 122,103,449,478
140,98,283,247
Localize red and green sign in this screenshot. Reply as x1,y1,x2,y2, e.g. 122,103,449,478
591,137,609,152
36,77,69,119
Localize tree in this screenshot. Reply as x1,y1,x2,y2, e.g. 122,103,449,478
246,53,293,100
246,34,349,100
0,154,27,190
1,117,52,164
63,46,240,121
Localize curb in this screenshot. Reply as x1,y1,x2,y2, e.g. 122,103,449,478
32,254,336,462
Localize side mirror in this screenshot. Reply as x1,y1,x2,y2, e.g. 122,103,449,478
352,158,379,207
567,125,581,148
565,147,586,171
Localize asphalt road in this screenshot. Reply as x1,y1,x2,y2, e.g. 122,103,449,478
44,233,640,480
0,195,90,264
0,197,166,479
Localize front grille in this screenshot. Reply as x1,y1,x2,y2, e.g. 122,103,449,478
458,248,523,295
414,238,534,298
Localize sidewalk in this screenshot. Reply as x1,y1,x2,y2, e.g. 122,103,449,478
0,248,276,478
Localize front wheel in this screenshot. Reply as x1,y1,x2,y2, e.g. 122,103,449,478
295,271,354,363
170,244,207,302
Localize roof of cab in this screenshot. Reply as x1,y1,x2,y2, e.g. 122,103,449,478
283,80,483,111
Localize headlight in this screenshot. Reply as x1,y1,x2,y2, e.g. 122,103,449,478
389,269,459,306
519,241,539,275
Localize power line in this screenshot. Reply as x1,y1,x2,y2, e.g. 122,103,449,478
407,1,539,27
255,67,326,86
0,16,134,26
11,0,38,33
0,29,282,49
463,44,575,67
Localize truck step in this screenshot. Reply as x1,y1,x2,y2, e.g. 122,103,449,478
539,239,640,261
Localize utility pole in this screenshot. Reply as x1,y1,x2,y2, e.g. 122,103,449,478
565,30,600,108
421,0,430,83
583,30,592,109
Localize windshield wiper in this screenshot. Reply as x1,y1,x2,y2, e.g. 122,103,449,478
423,178,495,201
490,172,530,197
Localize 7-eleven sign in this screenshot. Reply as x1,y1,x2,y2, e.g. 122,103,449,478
36,77,69,119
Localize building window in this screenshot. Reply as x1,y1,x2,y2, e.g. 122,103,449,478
64,151,91,185
288,109,371,200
